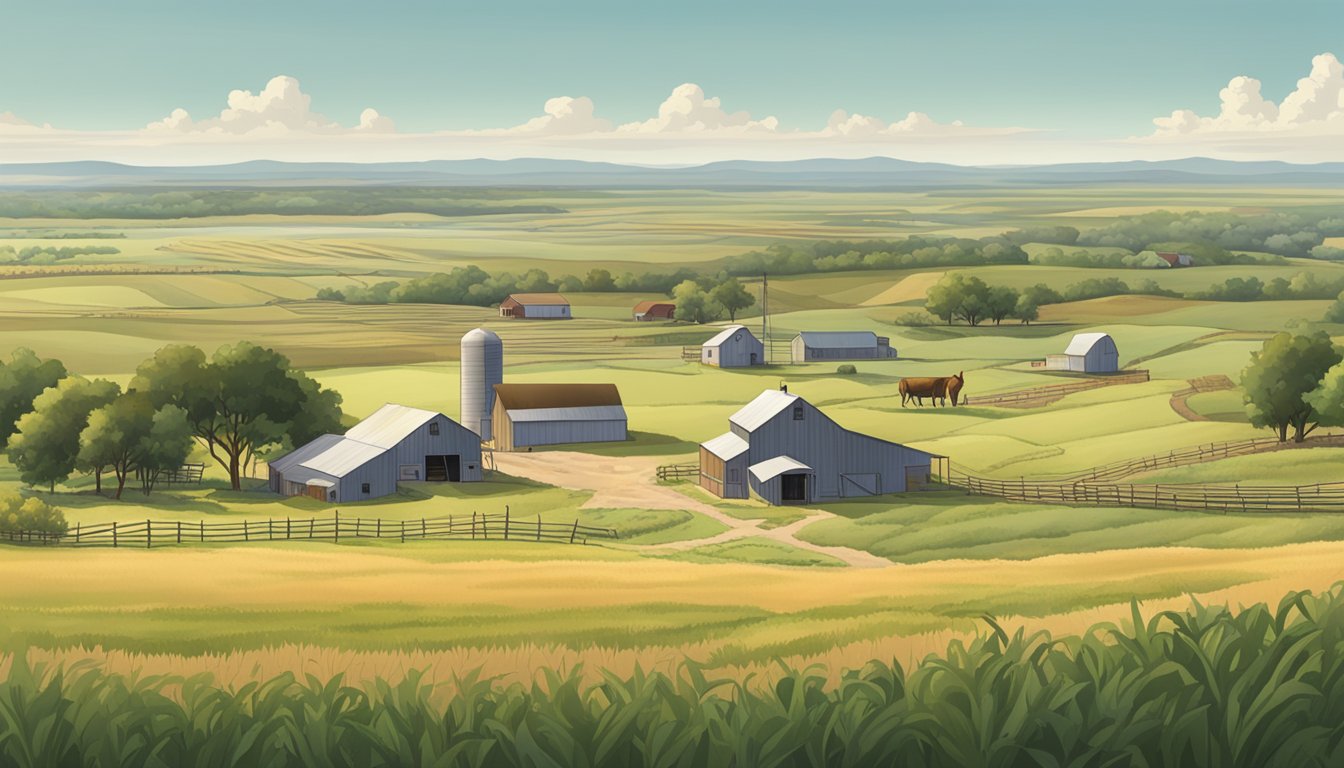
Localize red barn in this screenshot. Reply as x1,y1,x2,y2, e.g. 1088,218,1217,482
633,300,676,321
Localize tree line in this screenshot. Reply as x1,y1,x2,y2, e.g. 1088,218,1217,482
721,236,1028,277
317,265,705,307
1011,211,1344,259
0,344,342,499
0,245,120,265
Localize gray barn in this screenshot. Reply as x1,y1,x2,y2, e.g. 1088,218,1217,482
790,331,897,363
268,404,482,503
699,388,939,505
1045,332,1119,373
491,383,628,451
701,325,764,367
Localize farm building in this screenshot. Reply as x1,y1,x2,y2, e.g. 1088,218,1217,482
460,328,504,441
633,300,676,321
498,293,571,319
699,388,940,505
268,404,483,503
1045,332,1120,373
701,324,765,367
491,383,627,451
1155,251,1194,268
790,331,897,363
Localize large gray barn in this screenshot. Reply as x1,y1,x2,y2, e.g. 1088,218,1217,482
701,325,764,367
699,388,939,505
790,331,897,363
269,404,482,503
491,383,628,451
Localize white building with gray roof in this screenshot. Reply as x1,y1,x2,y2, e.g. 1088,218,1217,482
790,331,896,363
701,324,764,367
699,388,940,505
268,404,482,503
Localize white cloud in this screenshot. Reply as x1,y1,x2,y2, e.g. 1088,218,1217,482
500,96,610,135
145,75,392,135
824,109,982,137
618,83,778,134
1151,53,1344,136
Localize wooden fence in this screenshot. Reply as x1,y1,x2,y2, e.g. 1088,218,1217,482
953,474,1344,514
657,463,700,482
1,509,618,548
1036,432,1344,484
964,370,1150,408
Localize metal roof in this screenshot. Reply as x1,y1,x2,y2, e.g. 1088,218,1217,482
795,331,879,348
702,324,753,348
730,389,800,432
495,383,623,410
504,293,570,306
344,404,439,449
507,405,628,423
701,431,749,461
304,479,335,488
749,455,812,483
633,300,675,313
269,433,343,473
296,437,386,478
1064,332,1113,357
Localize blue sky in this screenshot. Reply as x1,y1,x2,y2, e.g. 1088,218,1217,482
3,1,1343,164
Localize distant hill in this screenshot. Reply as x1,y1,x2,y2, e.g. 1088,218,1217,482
3,157,1344,188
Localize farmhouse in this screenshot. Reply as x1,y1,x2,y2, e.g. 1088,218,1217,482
491,383,627,451
633,300,676,321
699,388,939,505
1045,332,1120,373
499,293,571,319
269,404,483,503
701,324,764,367
790,331,896,363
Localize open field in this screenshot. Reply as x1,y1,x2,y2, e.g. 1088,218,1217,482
2,184,1343,683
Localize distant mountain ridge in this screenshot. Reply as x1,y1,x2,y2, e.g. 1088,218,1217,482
3,157,1344,188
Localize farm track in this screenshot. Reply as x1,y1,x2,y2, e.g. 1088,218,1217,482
1170,375,1236,422
491,451,892,568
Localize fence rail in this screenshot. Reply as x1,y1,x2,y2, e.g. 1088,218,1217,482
1,509,618,548
657,463,700,482
965,370,1150,408
1033,432,1344,485
952,473,1344,514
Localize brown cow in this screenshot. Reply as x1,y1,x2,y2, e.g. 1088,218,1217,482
899,372,965,407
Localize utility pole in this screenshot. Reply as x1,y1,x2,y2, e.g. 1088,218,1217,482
761,272,769,365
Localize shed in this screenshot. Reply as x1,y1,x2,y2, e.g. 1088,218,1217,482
499,293,571,319
701,324,764,367
790,331,896,363
633,300,676,321
491,383,628,451
268,404,482,503
1045,332,1120,373
698,388,941,505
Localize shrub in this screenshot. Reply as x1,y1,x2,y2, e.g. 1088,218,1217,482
893,311,937,327
837,364,857,375
0,493,67,535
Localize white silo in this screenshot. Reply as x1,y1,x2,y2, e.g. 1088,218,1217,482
460,328,504,441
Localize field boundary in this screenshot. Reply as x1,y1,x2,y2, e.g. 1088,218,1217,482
0,510,618,548
963,370,1150,408
952,474,1344,514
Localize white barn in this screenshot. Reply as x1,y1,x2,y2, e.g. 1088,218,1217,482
790,331,897,363
701,325,765,367
269,404,483,503
699,388,940,505
1045,332,1120,373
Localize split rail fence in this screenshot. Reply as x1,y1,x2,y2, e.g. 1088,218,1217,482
953,474,1344,514
656,463,700,482
0,509,618,548
964,370,1150,408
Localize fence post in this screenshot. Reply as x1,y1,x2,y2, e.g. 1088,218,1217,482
286,516,291,540
504,505,511,541
244,520,249,542
176,520,182,545
200,520,205,542
570,519,579,544
400,519,405,544
75,522,80,545
309,517,315,539
472,511,477,540
334,510,340,543
537,514,542,542
268,518,273,540
423,517,428,538
377,518,382,539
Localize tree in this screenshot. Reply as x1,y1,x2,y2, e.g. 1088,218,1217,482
1325,291,1344,323
0,348,66,446
8,377,120,492
710,278,756,321
583,268,615,292
130,343,311,490
0,493,67,535
1014,295,1040,325
1241,331,1342,443
672,280,722,324
1306,362,1344,436
78,393,193,499
986,285,1020,325
925,274,992,326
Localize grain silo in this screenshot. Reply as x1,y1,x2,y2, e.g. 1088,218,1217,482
460,328,503,441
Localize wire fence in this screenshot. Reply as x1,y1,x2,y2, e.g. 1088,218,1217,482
0,509,618,548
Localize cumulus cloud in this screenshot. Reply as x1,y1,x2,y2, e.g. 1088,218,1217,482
502,96,610,135
824,109,978,137
618,83,779,134
1151,53,1344,135
145,75,392,135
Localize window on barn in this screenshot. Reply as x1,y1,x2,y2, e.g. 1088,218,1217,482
361,483,370,494
793,406,804,420
729,468,740,482
429,422,440,435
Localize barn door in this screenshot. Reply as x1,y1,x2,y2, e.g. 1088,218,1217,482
840,473,879,497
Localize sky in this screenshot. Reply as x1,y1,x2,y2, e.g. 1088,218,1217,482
3,0,1344,165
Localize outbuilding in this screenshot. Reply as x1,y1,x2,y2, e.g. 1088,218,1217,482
268,404,483,503
491,383,627,451
1045,332,1120,373
790,331,896,363
633,300,676,321
701,324,764,367
699,388,941,505
499,293,571,319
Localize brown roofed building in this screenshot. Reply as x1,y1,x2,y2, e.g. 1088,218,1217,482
633,300,676,321
1155,251,1194,268
490,383,627,451
499,293,571,319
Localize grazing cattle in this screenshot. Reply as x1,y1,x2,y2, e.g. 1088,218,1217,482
899,372,965,407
